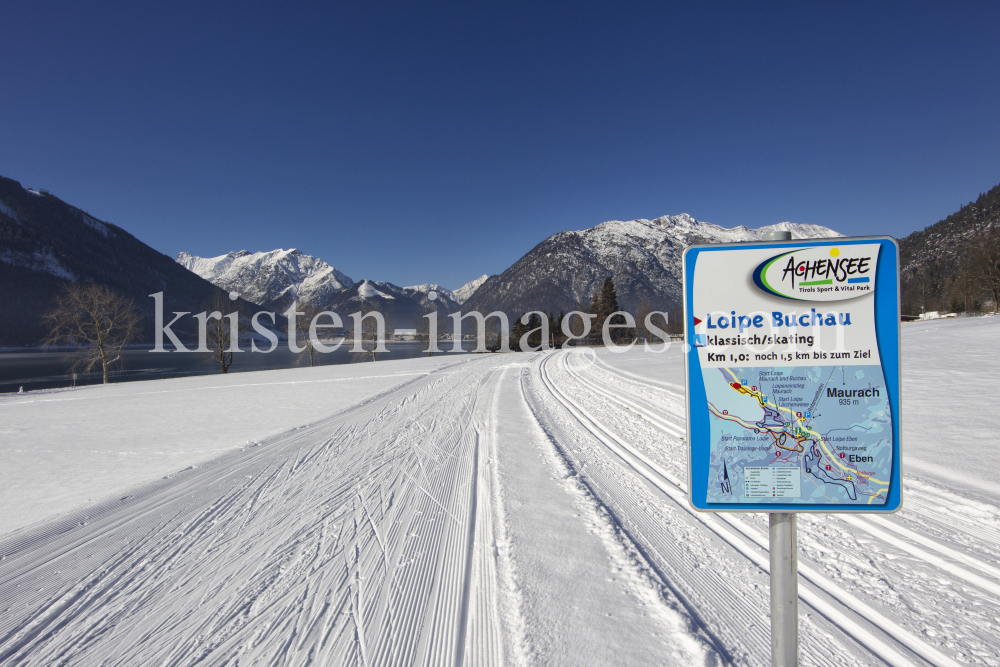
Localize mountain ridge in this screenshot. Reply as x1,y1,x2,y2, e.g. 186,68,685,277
15,165,998,347
176,248,354,312
177,217,842,328
462,215,842,318
0,176,257,347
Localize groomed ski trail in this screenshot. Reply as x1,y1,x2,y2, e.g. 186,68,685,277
3,346,999,666
0,357,514,667
582,349,1000,662
539,352,992,665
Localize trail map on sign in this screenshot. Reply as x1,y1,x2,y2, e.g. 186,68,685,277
685,238,902,511
704,365,892,505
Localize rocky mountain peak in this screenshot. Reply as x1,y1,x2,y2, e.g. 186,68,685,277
462,214,842,317
176,248,354,309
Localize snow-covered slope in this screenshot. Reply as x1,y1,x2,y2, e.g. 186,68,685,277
392,277,488,307
176,216,836,320
452,274,490,304
176,250,467,322
402,283,464,310
403,282,455,300
464,214,842,316
315,279,460,329
0,248,76,281
356,279,396,300
176,249,354,308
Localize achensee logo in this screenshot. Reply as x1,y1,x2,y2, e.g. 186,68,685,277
752,243,881,301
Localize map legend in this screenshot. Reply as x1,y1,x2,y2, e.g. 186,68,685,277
744,466,801,498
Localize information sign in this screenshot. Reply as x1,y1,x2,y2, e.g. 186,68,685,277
684,236,902,513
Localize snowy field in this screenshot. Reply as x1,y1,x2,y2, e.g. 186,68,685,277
0,317,999,666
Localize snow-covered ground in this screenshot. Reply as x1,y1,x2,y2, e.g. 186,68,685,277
0,318,998,665
0,357,472,535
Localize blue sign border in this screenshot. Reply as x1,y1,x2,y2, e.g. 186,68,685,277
683,236,902,513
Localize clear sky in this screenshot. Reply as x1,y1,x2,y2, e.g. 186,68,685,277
3,2,1000,290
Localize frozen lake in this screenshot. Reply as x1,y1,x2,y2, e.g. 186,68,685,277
0,340,477,392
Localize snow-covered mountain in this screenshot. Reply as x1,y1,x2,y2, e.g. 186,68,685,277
313,280,459,329
175,247,478,328
176,249,354,309
177,215,839,323
403,275,488,307
451,275,489,304
403,283,454,301
403,283,467,310
463,214,842,317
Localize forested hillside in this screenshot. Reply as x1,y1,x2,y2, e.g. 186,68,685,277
900,182,1000,314
0,177,260,347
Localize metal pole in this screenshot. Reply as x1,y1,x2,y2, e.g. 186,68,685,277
763,231,797,664
769,512,798,666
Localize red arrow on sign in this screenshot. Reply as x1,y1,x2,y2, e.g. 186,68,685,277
693,317,702,325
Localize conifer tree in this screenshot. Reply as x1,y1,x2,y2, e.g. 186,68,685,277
511,313,527,351
587,277,619,344
527,312,542,348
587,277,633,344
601,276,619,316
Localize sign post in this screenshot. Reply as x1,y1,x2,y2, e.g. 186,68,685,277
769,512,797,666
765,230,799,667
682,233,902,667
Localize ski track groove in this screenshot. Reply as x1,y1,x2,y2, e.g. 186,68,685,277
537,350,928,665
588,355,1000,575
551,348,999,667
593,356,1000,565
529,355,760,664
0,356,510,666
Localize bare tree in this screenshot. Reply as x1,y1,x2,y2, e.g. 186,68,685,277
950,264,977,313
965,229,1000,312
201,289,249,373
293,301,323,367
909,267,932,315
41,282,143,384
667,307,683,335
351,299,388,361
547,311,560,349
637,298,674,343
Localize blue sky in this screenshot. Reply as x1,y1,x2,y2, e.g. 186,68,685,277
3,2,1000,290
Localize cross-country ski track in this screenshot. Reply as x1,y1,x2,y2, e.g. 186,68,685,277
1,322,1000,666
